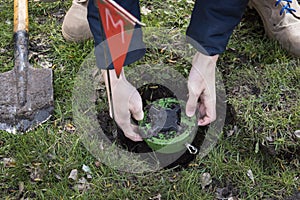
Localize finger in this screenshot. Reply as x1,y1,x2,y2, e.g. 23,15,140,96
129,91,144,121
198,94,216,126
124,131,143,142
119,123,143,141
186,91,200,117
198,116,213,126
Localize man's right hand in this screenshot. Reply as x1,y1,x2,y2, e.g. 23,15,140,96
102,69,144,142
185,52,219,126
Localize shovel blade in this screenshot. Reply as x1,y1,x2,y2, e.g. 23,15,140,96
0,67,53,133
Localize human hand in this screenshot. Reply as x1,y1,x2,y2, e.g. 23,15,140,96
102,69,144,141
185,52,219,126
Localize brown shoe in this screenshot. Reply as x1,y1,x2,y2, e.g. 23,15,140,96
249,0,300,56
62,0,92,42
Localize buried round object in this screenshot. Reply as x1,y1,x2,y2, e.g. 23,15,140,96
139,98,198,154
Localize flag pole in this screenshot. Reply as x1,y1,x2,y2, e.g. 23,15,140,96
106,68,115,119
101,21,115,119
102,31,115,120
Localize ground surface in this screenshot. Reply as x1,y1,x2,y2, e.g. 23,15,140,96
0,0,299,199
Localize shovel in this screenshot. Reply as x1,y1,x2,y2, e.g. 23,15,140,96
0,0,54,133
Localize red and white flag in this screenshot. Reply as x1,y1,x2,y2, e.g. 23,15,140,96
97,0,144,78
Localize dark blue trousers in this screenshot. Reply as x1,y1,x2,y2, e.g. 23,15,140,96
87,0,249,69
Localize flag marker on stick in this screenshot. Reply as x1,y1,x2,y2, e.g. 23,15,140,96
97,0,144,78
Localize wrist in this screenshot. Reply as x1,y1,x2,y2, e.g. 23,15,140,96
192,52,219,71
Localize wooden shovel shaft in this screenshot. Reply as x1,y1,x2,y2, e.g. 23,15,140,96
14,0,28,32
13,0,29,107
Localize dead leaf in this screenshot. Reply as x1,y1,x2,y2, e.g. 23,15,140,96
87,174,92,180
78,177,88,184
55,174,62,180
0,48,6,53
30,166,43,182
73,177,91,192
18,181,24,197
82,164,92,174
38,60,52,69
188,163,199,167
149,193,161,200
200,172,212,189
215,186,236,199
3,158,16,168
47,153,56,160
247,169,255,184
294,130,300,140
160,47,167,53
265,136,274,142
255,142,259,154
52,9,65,19
68,169,78,181
168,173,179,183
64,123,76,133
227,130,234,137
167,59,176,63
234,125,238,133
95,161,101,167
5,19,11,25
141,6,152,15
227,125,238,137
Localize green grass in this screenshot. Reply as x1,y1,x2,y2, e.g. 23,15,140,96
0,0,299,199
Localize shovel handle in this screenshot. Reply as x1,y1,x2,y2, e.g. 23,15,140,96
14,0,28,32
13,0,29,107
